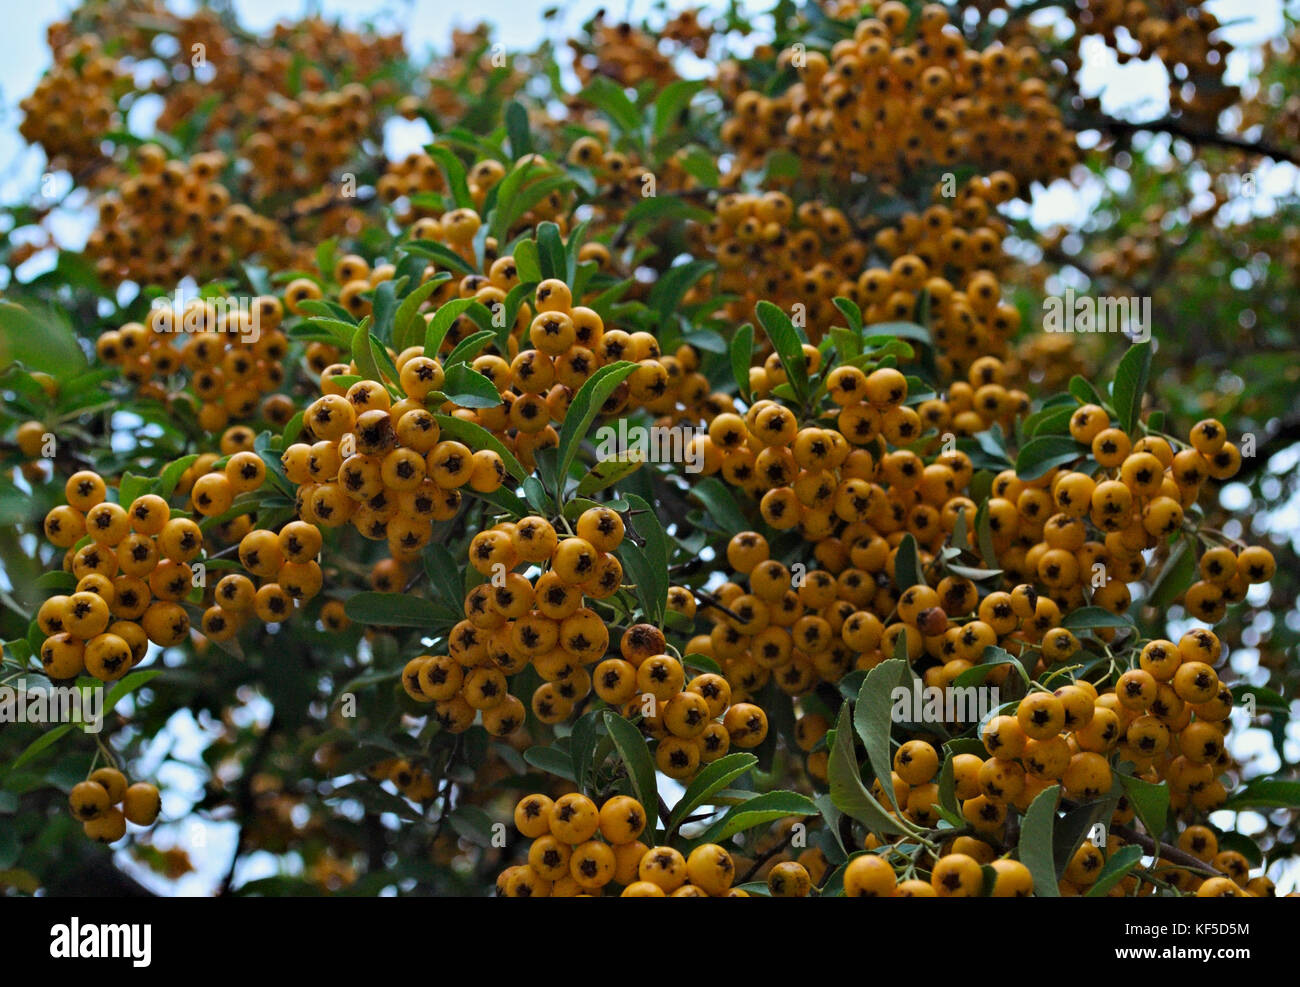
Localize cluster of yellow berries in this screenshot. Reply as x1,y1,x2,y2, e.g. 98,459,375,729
283,369,504,565
721,2,1076,188
67,769,161,844
39,469,218,677
595,622,769,779
456,510,621,729
95,295,291,430
499,793,748,896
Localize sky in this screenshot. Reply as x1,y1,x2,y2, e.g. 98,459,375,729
2,0,1297,895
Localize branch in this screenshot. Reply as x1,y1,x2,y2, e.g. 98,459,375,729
1075,112,1300,167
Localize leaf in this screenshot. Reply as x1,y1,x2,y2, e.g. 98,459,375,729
689,477,748,535
1019,784,1061,898
603,711,658,831
426,145,473,209
351,321,381,384
158,454,199,500
575,455,644,496
975,499,999,570
826,703,911,836
523,745,576,782
893,533,923,590
1060,607,1135,630
730,322,754,402
5,724,74,775
1069,375,1109,409
555,361,637,485
393,274,451,352
432,414,527,483
102,669,163,716
1015,435,1086,481
406,239,476,277
424,297,488,358
1111,339,1152,434
569,710,601,793
581,77,641,136
537,222,566,281
755,300,809,404
0,301,87,376
1084,844,1144,897
861,321,932,347
370,280,398,343
695,790,818,845
422,544,464,611
448,805,497,847
1224,779,1300,810
441,365,503,408
649,260,713,330
854,659,912,812
1119,771,1169,838
1146,538,1195,610
505,100,533,158
35,571,77,592
667,753,758,834
652,79,703,136
622,492,669,618
343,593,455,628
443,329,496,369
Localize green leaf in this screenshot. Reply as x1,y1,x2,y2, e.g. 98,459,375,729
1084,844,1144,897
1015,435,1086,481
441,365,503,408
448,805,497,847
1223,779,1300,810
512,239,542,283
649,260,713,331
1111,340,1152,434
1146,538,1195,610
826,703,911,836
603,710,658,832
102,669,163,716
537,222,566,281
426,144,473,210
555,361,637,485
697,790,818,844
0,301,87,376
393,273,452,351
893,533,923,590
5,723,74,776
432,414,527,484
861,321,932,347
351,321,381,384
730,322,754,402
523,745,576,782
443,329,496,369
569,709,601,793
158,454,199,500
689,477,748,536
581,77,641,137
505,100,533,158
1019,784,1061,898
343,592,455,628
575,455,644,496
652,79,703,136
424,297,488,358
667,752,757,835
1069,375,1108,408
406,238,476,276
1060,607,1134,630
755,300,809,404
35,571,77,592
1119,771,1169,838
854,659,912,812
